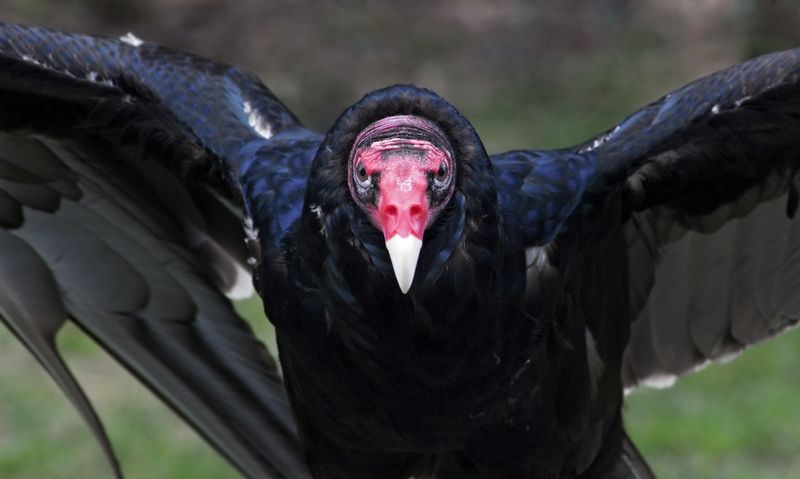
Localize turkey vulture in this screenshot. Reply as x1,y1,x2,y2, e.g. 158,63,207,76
1,21,799,478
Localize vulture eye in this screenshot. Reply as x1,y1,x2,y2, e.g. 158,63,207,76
356,163,369,183
434,162,449,185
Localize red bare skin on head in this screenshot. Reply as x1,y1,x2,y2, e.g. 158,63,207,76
355,138,451,240
356,138,452,239
348,115,455,249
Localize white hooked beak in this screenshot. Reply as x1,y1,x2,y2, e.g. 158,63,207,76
384,235,423,294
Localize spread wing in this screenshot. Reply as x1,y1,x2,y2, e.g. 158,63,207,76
598,48,800,389
0,22,318,478
493,47,800,390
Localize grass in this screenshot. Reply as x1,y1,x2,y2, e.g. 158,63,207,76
626,329,800,478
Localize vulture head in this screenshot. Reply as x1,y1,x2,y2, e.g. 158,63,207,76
304,85,499,297
348,115,455,293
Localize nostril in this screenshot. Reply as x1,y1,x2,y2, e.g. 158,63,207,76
409,204,424,220
383,204,398,218
378,200,427,239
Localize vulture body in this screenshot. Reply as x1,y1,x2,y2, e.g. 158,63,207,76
1,22,799,478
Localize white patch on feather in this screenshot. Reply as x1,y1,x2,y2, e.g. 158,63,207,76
309,204,323,219
690,359,712,374
734,96,751,107
242,216,261,267
585,329,605,398
224,260,255,300
625,375,676,396
21,54,75,78
242,101,273,139
119,32,144,47
715,350,742,364
21,54,44,67
624,386,635,396
581,125,620,153
625,355,737,396
85,71,115,87
639,373,677,390
525,246,549,269
711,104,720,114
308,204,327,236
243,216,260,243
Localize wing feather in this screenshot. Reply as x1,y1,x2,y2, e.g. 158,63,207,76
624,194,800,388
576,48,800,388
495,47,800,390
0,134,310,477
0,21,323,476
0,229,123,478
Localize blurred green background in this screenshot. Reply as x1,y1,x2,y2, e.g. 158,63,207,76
1,0,800,477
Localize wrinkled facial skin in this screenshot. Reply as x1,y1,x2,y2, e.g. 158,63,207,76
348,115,456,293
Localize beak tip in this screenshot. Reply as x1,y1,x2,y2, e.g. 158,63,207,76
385,235,423,294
